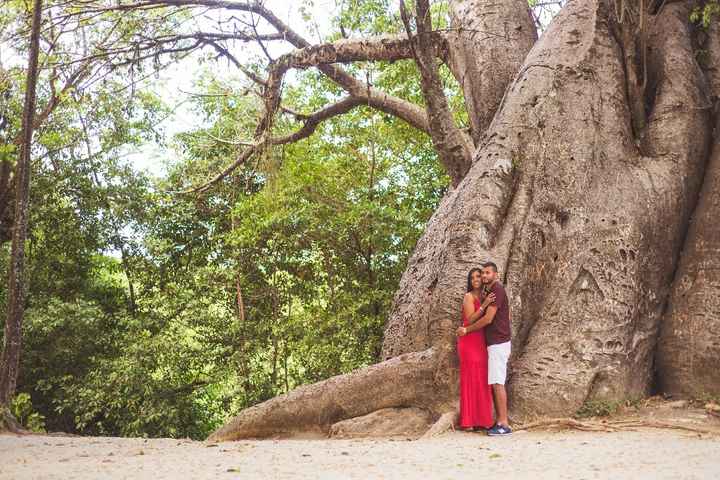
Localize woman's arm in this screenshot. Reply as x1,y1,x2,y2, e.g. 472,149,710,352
462,293,479,322
464,305,497,334
456,293,495,336
468,292,495,322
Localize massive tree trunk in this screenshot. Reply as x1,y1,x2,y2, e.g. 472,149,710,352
504,1,710,416
210,0,718,441
384,0,711,418
655,21,720,399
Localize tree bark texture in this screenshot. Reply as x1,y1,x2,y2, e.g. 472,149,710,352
655,19,720,398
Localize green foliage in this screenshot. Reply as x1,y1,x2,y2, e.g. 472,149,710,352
10,393,45,432
575,399,623,418
691,1,720,28
334,0,399,37
575,398,643,418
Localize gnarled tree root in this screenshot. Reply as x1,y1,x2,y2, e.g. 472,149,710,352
516,418,720,436
0,407,27,434
208,347,451,441
420,411,458,439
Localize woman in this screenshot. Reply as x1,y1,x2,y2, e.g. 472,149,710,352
457,268,495,430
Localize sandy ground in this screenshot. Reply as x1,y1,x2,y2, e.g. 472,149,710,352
2,427,720,480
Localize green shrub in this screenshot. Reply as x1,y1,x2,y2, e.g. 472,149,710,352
10,392,45,432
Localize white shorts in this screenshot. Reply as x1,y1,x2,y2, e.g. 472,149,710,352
488,341,511,385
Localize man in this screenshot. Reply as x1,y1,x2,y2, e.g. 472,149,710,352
456,261,512,436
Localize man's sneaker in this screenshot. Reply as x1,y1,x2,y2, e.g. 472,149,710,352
487,424,512,436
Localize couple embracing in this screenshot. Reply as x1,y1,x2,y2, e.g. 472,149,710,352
456,262,512,436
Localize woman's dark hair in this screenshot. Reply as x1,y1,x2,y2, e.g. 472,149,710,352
466,268,482,292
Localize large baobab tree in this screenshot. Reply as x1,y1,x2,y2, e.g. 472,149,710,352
25,0,720,439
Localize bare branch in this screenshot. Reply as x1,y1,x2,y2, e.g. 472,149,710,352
256,33,446,138
180,96,366,193
205,40,266,86
247,2,432,133
129,0,433,132
279,33,446,66
49,1,458,190
204,131,253,146
249,11,273,62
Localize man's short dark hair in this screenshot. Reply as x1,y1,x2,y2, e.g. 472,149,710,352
482,261,498,272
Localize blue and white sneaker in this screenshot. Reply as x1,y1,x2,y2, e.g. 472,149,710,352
487,424,512,436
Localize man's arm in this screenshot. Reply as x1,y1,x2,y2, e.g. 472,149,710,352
465,294,495,324
465,305,497,333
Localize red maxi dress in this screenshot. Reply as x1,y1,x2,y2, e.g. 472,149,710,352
457,296,494,428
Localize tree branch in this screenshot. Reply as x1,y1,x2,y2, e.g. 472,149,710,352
128,0,433,132
180,96,366,193
58,1,462,189
256,32,447,137
400,0,473,186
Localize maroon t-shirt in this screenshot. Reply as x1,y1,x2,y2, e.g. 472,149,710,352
485,281,511,346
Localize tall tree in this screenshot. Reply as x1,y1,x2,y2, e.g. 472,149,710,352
0,0,43,422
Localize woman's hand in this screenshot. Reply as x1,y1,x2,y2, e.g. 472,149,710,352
482,292,496,307
456,326,467,336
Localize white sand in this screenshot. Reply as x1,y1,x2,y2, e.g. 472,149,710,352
2,428,719,479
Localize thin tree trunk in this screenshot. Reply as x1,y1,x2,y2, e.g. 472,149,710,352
235,274,245,325
400,0,474,186
0,0,42,410
119,247,137,315
0,159,12,242
1,69,15,245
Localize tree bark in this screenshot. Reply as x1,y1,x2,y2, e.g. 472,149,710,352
655,20,720,398
208,347,446,441
445,0,537,143
0,159,13,243
385,0,711,419
0,0,42,408
0,69,15,244
399,0,475,186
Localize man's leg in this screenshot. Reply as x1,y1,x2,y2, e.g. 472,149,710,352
492,384,509,426
487,341,512,435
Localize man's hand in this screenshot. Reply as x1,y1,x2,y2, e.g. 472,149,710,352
456,326,467,336
482,292,496,308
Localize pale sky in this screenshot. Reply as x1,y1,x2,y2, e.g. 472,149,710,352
127,0,339,178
